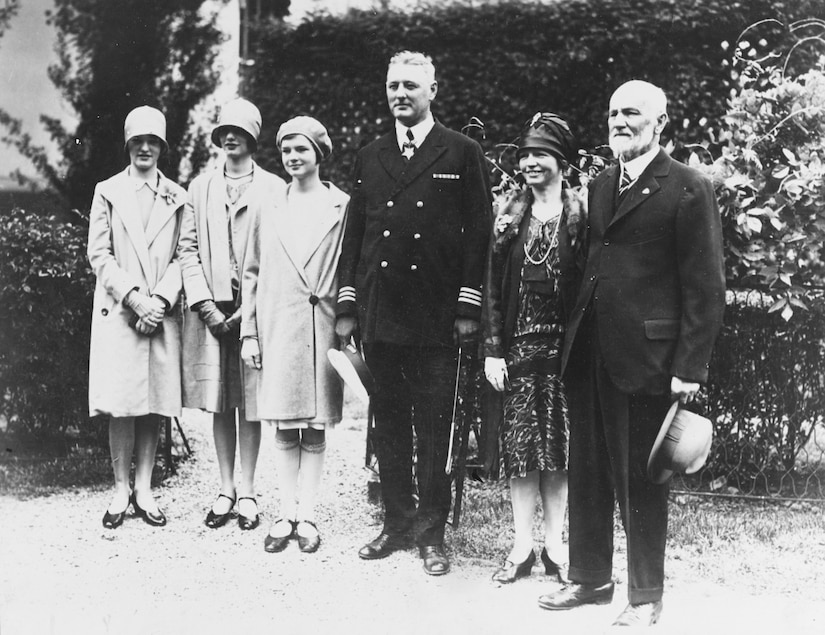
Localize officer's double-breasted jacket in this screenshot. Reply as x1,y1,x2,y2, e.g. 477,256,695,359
336,121,492,347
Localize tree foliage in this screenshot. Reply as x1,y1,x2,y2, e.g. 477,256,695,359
696,19,825,319
1,0,226,212
245,0,825,187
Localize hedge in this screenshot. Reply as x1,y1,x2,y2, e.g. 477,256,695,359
245,0,825,188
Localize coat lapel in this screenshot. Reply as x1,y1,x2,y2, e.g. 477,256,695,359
302,184,347,270
144,172,182,247
377,133,406,183
610,149,670,227
592,165,618,234
100,170,153,283
204,168,235,301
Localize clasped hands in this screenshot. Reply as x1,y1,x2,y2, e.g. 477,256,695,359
196,299,241,337
484,356,509,392
124,289,167,335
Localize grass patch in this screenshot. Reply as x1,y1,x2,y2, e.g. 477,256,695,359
450,479,825,600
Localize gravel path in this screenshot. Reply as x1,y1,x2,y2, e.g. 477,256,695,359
1,411,823,635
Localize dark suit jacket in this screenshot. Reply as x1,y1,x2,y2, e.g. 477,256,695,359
337,121,492,347
561,148,725,395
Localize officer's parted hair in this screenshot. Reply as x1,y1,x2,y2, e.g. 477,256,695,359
388,51,436,84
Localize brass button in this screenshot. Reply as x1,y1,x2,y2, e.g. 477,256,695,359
410,264,418,271
416,201,423,208
386,201,394,208
383,230,390,237
414,233,421,239
380,261,388,268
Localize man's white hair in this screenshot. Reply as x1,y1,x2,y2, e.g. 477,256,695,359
615,80,668,117
388,50,436,84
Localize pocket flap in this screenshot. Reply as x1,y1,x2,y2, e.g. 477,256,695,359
644,318,680,340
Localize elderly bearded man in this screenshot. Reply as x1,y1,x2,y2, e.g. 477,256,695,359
538,80,725,627
335,51,491,576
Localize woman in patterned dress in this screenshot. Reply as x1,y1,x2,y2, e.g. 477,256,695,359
482,113,585,583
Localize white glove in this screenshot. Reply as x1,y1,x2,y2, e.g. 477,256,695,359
241,338,262,370
485,356,509,392
671,376,700,403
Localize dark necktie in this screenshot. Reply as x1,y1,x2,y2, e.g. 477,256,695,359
618,167,635,199
401,128,416,161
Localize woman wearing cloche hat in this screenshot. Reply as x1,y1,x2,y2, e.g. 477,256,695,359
88,105,186,529
178,98,287,531
482,112,587,584
240,115,349,554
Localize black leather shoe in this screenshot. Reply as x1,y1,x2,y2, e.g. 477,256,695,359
131,493,167,527
237,496,260,530
420,544,450,576
296,520,321,553
537,581,615,610
204,493,235,529
102,509,126,529
264,519,296,553
358,532,405,560
492,549,535,583
540,547,568,584
611,601,663,627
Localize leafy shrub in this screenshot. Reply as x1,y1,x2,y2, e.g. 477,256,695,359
694,21,825,319
245,0,825,188
0,209,94,442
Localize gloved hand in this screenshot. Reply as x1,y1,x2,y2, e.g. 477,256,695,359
134,316,161,336
224,306,242,331
241,338,262,370
453,317,479,346
335,316,358,348
196,299,230,337
124,290,165,327
484,356,509,392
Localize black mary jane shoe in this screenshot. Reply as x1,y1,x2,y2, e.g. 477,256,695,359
237,496,260,530
131,492,167,527
204,493,236,529
264,519,296,553
296,520,321,553
492,549,536,584
540,547,568,584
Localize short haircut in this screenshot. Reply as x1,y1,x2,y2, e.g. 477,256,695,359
388,51,436,84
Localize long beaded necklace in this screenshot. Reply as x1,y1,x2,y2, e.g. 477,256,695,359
523,212,562,266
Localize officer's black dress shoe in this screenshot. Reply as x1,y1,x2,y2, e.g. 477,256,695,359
537,581,615,610
237,496,260,530
491,549,535,583
358,532,405,560
419,544,450,576
611,601,663,627
540,547,568,584
204,493,235,529
131,493,167,527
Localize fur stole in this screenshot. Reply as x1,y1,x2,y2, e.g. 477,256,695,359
492,185,588,253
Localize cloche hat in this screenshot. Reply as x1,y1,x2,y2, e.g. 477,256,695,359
518,112,577,165
647,401,714,484
211,98,262,151
276,116,333,161
123,106,168,152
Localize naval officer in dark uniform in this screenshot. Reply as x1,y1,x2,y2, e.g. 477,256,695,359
335,50,491,576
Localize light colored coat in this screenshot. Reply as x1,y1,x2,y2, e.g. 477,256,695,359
241,182,349,422
178,163,285,417
87,169,186,418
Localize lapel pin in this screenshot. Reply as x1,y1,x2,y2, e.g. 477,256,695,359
642,187,650,194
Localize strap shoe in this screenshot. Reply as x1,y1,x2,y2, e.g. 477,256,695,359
491,549,535,584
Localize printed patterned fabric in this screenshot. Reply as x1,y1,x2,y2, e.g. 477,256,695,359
501,335,569,478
